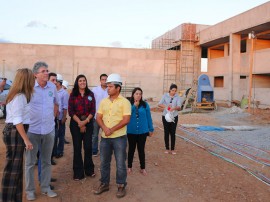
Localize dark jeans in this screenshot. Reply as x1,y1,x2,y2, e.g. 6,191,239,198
162,115,178,150
100,136,127,185
127,133,148,169
70,119,94,179
57,120,65,155
52,119,58,157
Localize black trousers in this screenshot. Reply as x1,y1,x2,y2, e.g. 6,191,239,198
127,133,148,169
70,119,94,179
162,115,178,150
1,124,28,202
52,118,58,158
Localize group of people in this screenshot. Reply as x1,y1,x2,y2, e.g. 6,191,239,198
1,60,183,201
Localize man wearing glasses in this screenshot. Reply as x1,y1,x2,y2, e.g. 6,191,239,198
25,61,59,200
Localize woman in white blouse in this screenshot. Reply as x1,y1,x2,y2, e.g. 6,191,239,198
1,68,35,202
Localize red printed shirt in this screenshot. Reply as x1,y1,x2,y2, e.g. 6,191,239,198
68,91,96,118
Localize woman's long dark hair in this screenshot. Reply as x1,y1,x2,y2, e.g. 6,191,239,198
71,74,91,96
130,87,146,108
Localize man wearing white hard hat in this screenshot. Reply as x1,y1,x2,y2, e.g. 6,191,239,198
62,80,70,144
62,80,69,90
55,74,69,158
94,73,131,198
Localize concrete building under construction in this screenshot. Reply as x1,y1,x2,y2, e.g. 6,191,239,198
152,2,270,108
0,2,269,107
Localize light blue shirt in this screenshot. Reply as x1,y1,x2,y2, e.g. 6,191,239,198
158,93,183,117
28,81,59,135
92,85,108,118
57,87,69,120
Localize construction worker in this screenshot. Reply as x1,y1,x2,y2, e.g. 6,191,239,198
94,73,131,198
55,74,69,158
62,80,70,144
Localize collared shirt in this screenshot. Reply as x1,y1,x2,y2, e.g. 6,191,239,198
98,94,131,138
127,102,154,135
158,93,183,117
57,87,69,120
92,85,108,118
5,94,30,125
29,81,59,135
68,91,96,119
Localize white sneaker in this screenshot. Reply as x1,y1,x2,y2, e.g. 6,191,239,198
26,192,36,201
42,189,57,198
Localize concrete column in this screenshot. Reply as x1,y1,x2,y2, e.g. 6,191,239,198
224,44,229,57
229,34,241,103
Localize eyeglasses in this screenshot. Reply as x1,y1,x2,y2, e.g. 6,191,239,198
136,108,139,118
170,97,174,103
37,69,49,74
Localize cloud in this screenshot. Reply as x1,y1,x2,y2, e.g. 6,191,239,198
25,21,57,29
134,44,144,48
144,35,151,40
109,41,122,48
0,38,12,43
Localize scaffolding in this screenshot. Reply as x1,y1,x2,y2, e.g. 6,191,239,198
153,31,180,93
163,41,180,93
153,24,200,93
179,24,200,91
122,81,141,98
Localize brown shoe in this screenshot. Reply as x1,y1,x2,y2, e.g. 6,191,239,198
116,184,126,198
94,183,109,195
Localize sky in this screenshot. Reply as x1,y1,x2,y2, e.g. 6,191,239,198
0,0,269,49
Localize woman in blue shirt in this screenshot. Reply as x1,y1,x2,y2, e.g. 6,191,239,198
127,87,154,176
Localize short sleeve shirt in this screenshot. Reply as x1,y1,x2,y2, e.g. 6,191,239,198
98,95,131,138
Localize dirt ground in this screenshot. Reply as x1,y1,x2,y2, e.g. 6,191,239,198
1,104,270,202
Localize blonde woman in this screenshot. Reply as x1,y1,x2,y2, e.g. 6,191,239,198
1,68,35,202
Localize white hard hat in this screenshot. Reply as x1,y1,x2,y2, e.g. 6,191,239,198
56,74,63,82
62,80,69,89
106,73,122,85
165,112,175,123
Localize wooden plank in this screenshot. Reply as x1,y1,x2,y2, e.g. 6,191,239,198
195,106,215,109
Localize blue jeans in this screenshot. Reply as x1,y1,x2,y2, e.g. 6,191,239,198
92,119,100,154
100,136,127,185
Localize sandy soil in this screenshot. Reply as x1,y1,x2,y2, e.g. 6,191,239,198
0,105,270,202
